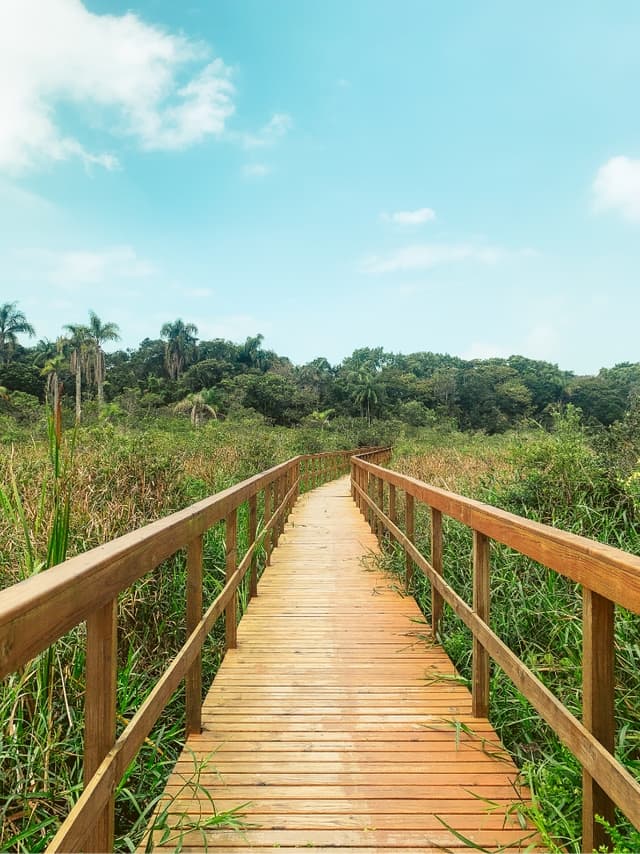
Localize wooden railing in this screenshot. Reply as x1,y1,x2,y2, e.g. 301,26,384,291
0,447,386,853
350,456,640,852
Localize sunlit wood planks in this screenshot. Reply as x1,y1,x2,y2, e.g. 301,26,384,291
145,477,538,853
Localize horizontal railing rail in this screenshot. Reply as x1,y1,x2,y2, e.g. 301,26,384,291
0,446,387,853
350,456,640,853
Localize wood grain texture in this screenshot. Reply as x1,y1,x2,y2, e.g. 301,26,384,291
144,477,535,853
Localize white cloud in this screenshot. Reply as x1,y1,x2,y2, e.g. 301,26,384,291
0,0,235,173
243,163,271,179
592,156,640,223
241,113,293,149
360,243,505,274
17,245,154,287
381,207,436,226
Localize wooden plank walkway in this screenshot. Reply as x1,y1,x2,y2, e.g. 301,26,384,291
145,477,539,853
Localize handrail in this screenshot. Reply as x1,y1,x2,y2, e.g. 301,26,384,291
0,446,386,853
350,456,640,853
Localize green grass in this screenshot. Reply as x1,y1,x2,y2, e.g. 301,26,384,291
382,414,640,852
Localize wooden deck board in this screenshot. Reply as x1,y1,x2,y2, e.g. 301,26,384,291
144,477,539,852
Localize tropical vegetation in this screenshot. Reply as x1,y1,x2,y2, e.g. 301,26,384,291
1,301,640,852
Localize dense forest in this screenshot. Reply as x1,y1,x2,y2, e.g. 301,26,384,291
1,302,640,434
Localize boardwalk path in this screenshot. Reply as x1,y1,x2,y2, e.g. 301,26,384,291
148,477,538,852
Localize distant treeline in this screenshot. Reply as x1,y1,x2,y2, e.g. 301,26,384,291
1,305,639,432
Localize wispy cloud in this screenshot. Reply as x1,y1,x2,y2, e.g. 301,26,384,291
0,0,235,174
243,163,271,179
592,155,640,223
16,245,155,287
360,243,504,274
241,113,293,149
381,207,436,226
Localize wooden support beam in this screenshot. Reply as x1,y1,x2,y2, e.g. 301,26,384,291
582,589,615,852
377,477,384,542
431,508,443,638
249,495,258,599
389,483,397,528
265,483,274,565
405,492,415,590
84,598,117,853
185,535,203,736
225,510,238,650
472,530,490,718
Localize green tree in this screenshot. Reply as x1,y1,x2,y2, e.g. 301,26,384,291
160,319,198,381
86,311,121,406
0,302,35,364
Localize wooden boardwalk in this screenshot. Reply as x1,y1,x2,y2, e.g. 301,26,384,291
146,477,538,853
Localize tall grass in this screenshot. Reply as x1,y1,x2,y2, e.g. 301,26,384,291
0,416,325,851
386,412,640,852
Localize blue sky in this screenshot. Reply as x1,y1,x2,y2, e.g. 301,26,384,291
1,1,640,374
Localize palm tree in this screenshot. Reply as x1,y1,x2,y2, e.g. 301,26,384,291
40,352,66,412
63,323,91,422
350,369,382,426
160,319,198,380
240,334,265,370
86,311,120,406
0,302,35,364
174,391,217,427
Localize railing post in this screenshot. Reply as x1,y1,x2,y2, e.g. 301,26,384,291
472,530,490,718
351,460,356,500
186,534,203,735
265,482,274,565
431,508,443,638
249,494,258,599
225,509,238,650
582,589,615,852
389,483,397,528
376,477,384,541
405,492,415,590
84,598,117,853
